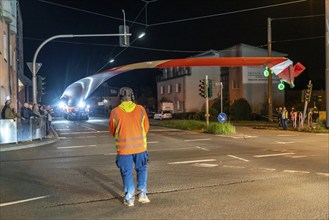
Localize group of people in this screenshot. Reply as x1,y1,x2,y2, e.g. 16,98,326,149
276,106,320,130
1,100,54,138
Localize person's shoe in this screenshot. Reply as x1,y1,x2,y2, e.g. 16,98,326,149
124,198,134,207
138,193,150,203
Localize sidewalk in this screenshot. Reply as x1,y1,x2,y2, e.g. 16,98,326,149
0,127,59,152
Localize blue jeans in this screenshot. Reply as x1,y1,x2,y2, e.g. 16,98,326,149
116,151,149,201
282,119,287,130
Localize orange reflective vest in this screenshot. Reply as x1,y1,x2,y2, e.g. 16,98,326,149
109,101,149,155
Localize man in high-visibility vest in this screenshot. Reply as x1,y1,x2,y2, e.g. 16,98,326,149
109,87,150,207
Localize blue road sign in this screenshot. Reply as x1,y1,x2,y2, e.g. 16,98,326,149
218,113,227,123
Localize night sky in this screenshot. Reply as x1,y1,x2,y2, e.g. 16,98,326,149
18,0,325,103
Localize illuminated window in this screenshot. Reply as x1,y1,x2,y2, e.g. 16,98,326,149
160,86,164,94
175,83,181,93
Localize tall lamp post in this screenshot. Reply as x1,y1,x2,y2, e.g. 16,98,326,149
32,11,131,104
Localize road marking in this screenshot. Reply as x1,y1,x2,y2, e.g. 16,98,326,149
216,135,257,139
227,155,249,162
316,172,329,177
60,131,108,135
79,124,97,131
184,138,211,142
286,155,307,158
193,163,218,168
57,145,96,149
283,170,310,174
147,141,159,144
251,168,276,172
277,135,296,137
253,152,295,158
222,165,245,169
196,146,210,151
0,195,50,207
275,141,295,144
168,159,216,165
56,128,70,131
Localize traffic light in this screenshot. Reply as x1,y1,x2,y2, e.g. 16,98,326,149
208,79,213,98
317,95,322,102
37,75,46,102
199,79,206,98
119,25,130,47
304,83,313,102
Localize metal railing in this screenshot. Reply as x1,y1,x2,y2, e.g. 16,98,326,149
0,116,47,144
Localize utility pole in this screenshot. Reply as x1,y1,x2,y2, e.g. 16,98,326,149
325,0,329,128
267,17,273,122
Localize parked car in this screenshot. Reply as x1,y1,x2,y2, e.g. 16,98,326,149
153,111,172,120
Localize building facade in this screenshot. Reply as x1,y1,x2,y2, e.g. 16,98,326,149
0,0,28,114
156,44,286,114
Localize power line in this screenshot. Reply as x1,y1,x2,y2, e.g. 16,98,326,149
148,0,307,27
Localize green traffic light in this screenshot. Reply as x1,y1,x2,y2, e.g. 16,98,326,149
263,67,269,77
278,82,285,90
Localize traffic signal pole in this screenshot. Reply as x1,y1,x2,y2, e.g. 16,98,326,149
303,80,312,121
205,75,209,126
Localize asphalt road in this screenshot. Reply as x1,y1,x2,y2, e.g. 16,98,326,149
0,117,328,220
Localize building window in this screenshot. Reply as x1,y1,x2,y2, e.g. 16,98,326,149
177,100,180,110
160,86,164,94
175,83,181,93
233,80,239,89
3,32,7,61
167,84,172,94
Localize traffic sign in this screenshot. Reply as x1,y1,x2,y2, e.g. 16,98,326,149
218,113,227,123
27,62,42,74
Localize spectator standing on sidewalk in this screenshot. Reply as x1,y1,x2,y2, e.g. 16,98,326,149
4,103,22,121
281,107,289,130
290,107,297,128
276,107,283,128
1,100,11,119
109,87,150,207
21,102,33,140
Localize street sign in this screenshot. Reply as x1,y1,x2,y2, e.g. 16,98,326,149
218,112,227,123
27,62,42,74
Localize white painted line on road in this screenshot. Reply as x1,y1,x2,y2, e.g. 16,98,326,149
277,135,296,137
275,141,295,144
216,135,257,139
253,152,295,158
168,159,216,165
227,155,249,162
147,141,159,144
59,137,69,139
222,165,245,169
0,195,50,207
283,170,310,174
57,145,96,149
251,168,276,172
286,155,307,158
196,146,210,151
184,138,211,142
316,172,329,177
193,163,218,168
149,147,197,152
56,128,70,131
60,131,108,135
79,124,97,131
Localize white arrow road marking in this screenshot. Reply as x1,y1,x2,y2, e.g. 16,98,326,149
57,145,96,149
227,155,249,162
0,195,50,207
168,159,216,165
254,152,295,158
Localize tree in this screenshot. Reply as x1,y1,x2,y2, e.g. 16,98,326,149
230,98,252,120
